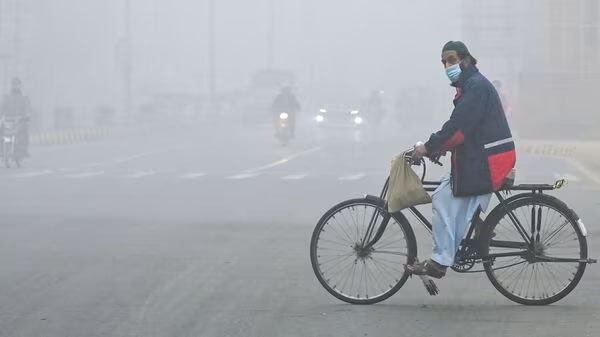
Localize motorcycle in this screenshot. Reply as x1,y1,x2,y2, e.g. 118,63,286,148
275,112,293,145
1,116,27,168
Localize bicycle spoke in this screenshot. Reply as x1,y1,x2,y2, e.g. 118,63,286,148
322,222,354,246
364,260,386,296
317,237,352,248
335,262,355,294
318,251,355,265
320,255,355,275
332,214,357,244
371,250,408,256
347,206,362,243
543,220,569,246
370,257,401,287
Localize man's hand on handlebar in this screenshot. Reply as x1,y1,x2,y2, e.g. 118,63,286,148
413,141,427,159
413,141,444,166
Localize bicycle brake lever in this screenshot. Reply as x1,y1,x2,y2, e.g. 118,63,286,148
428,153,443,166
430,157,443,166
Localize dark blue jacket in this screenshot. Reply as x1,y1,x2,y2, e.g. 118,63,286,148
425,66,516,196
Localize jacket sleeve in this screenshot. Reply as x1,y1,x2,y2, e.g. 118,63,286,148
425,84,489,153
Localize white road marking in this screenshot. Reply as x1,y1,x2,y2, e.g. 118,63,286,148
12,170,54,178
244,146,321,173
553,172,580,182
125,170,157,178
79,153,150,169
338,173,366,181
226,172,260,180
563,158,600,185
281,173,308,180
180,172,207,179
223,146,320,181
66,171,105,178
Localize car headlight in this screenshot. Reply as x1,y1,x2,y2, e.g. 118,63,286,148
279,112,289,120
350,110,359,115
319,108,327,113
354,116,363,125
315,115,324,122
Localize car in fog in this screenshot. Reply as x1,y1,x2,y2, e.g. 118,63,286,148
312,104,365,129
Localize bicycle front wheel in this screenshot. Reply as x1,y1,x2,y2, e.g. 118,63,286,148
310,198,416,304
482,194,587,305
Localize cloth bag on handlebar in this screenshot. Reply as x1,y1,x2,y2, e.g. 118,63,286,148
387,152,432,213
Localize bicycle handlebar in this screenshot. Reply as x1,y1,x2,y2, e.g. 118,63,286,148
403,148,443,167
400,147,446,183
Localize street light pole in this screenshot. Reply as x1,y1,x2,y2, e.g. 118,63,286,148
208,0,216,113
267,0,274,68
123,0,132,123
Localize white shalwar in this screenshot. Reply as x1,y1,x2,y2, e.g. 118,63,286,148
431,173,492,266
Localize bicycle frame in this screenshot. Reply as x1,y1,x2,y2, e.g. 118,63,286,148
359,157,587,266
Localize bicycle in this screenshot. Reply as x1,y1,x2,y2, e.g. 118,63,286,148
310,150,597,305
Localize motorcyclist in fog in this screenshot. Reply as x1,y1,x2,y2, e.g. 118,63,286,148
1,77,31,156
271,86,300,137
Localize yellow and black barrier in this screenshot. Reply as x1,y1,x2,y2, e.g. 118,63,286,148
516,140,578,158
29,127,114,146
516,139,600,184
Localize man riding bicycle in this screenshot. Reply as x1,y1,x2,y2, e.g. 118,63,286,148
407,41,516,278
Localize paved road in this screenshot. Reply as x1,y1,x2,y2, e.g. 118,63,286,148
1,123,599,337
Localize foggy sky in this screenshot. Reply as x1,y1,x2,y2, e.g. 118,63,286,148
4,0,599,132
8,0,459,123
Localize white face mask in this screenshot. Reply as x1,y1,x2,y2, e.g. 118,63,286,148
445,63,462,83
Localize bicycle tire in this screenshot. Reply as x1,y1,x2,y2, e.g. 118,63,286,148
310,197,417,304
482,194,587,305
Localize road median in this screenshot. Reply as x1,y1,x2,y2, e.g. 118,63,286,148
29,127,115,146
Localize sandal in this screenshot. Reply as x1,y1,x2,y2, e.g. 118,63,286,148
405,259,447,279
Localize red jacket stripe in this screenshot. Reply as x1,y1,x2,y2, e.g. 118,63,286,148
440,130,465,152
488,149,517,191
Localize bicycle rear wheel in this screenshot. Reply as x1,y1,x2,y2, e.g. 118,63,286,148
310,198,416,304
482,194,587,305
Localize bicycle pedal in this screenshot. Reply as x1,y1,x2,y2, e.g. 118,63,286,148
419,275,439,296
